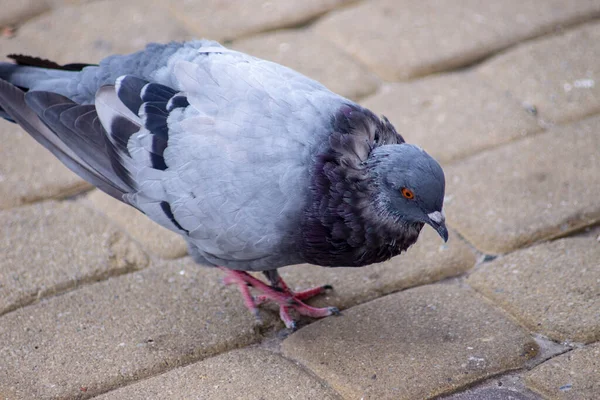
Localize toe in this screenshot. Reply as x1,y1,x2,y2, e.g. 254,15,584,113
279,305,298,330
328,306,341,316
251,308,262,321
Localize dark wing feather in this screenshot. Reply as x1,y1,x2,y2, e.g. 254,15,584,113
59,104,95,131
107,114,138,155
115,75,148,114
25,90,136,193
140,83,177,103
167,95,190,111
116,79,184,171
0,80,126,200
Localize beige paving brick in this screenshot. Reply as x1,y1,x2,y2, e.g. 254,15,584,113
232,28,380,100
161,0,358,42
525,343,600,400
0,201,148,317
82,190,188,260
468,237,600,344
96,348,339,399
0,257,273,400
0,0,50,28
361,72,540,164
278,228,475,313
315,0,600,81
282,284,538,400
477,21,600,124
1,0,192,64
0,121,91,209
444,116,600,254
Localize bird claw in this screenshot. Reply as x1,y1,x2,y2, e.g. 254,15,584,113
279,306,297,330
251,307,262,323
219,267,338,329
328,306,341,316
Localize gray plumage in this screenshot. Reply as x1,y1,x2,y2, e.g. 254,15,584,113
0,40,448,274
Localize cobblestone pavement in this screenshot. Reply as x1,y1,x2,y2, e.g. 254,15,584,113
1,1,599,399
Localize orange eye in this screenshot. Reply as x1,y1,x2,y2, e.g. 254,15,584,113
401,188,415,200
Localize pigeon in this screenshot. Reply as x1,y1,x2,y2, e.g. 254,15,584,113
0,40,447,329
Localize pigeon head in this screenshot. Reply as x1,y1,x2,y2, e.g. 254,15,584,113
368,143,448,242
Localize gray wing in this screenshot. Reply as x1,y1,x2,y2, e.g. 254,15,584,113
4,43,347,268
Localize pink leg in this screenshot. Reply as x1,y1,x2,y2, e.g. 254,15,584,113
220,267,338,329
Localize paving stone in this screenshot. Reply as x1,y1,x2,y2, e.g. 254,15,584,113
0,0,50,28
82,190,188,260
232,28,380,100
277,228,475,313
444,116,600,254
525,343,600,400
0,0,192,64
96,348,339,400
314,0,600,81
160,0,358,42
0,120,91,209
282,284,538,400
361,72,540,164
468,237,600,344
477,21,600,124
0,257,273,400
0,201,148,317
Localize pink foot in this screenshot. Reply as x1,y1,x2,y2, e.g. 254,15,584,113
220,267,338,329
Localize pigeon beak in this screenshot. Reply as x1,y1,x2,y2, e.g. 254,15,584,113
426,211,448,242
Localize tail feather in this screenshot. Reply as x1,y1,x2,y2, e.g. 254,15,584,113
6,54,94,71
0,55,93,122
0,63,18,81
26,89,137,193
0,63,20,120
0,79,128,201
